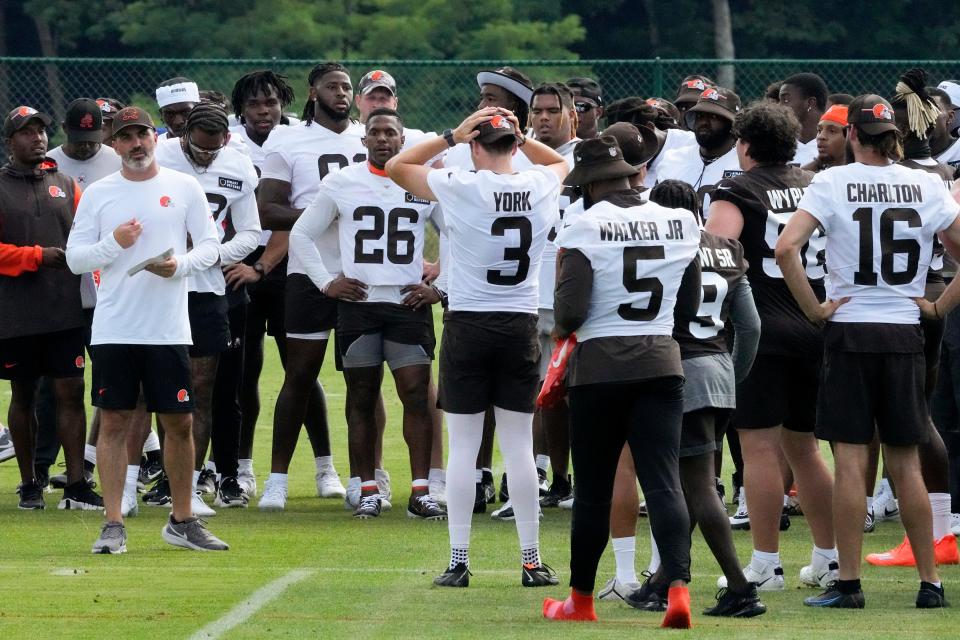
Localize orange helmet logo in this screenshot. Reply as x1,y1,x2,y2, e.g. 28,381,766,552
872,103,893,121
177,389,190,402
160,195,172,207
75,356,84,369
48,186,66,199
16,106,37,117
371,70,384,80
701,88,720,101
490,115,511,129
685,79,706,91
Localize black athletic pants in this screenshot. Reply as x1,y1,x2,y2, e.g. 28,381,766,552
567,376,691,592
211,303,246,479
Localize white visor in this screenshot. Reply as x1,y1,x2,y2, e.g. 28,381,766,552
156,82,200,109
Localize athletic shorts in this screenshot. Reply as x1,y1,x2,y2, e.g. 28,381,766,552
679,407,731,458
681,353,735,413
439,311,540,414
284,273,335,339
246,286,285,338
732,353,820,432
0,327,87,381
188,292,231,357
816,323,928,446
933,342,960,435
90,344,194,413
537,308,555,380
337,301,434,370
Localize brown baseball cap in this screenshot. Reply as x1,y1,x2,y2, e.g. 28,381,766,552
675,76,715,106
3,105,52,138
110,106,156,138
601,122,659,168
684,87,742,129
847,94,898,135
564,135,639,187
474,113,519,144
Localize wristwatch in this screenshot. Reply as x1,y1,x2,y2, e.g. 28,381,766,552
253,262,266,279
443,129,456,147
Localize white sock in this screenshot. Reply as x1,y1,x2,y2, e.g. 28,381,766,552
238,459,253,475
647,528,661,574
866,496,873,511
316,455,333,470
428,468,445,482
84,444,97,466
931,492,952,540
878,478,891,494
446,412,486,553
752,549,781,567
192,469,200,492
144,430,160,453
347,476,361,491
612,536,638,584
268,472,288,489
535,454,550,472
494,407,540,553
812,545,838,567
124,465,139,496
475,469,483,483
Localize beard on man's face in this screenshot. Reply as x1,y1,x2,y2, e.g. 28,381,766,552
316,99,350,122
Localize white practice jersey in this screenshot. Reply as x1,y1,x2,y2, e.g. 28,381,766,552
656,143,742,213
792,138,818,166
47,145,121,189
65,167,220,345
443,141,534,171
644,128,697,188
798,162,960,324
260,121,367,275
290,163,436,304
230,123,287,246
558,200,700,341
155,138,261,295
936,137,960,170
537,138,579,310
427,165,560,314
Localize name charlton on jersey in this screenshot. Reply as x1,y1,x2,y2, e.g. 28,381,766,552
846,182,924,203
598,218,685,242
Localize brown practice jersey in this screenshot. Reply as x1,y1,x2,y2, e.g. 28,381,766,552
712,164,825,356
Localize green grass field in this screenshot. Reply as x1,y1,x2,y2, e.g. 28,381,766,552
1,313,958,638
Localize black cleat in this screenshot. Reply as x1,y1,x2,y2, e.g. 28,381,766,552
143,473,172,506
472,482,486,514
481,470,495,504
537,467,549,496
214,476,249,508
138,458,163,490
779,510,791,531
17,479,45,510
522,562,559,587
704,585,767,617
499,472,509,503
58,480,104,510
624,572,667,611
803,582,865,608
434,562,471,587
407,493,447,520
540,476,573,508
916,582,949,608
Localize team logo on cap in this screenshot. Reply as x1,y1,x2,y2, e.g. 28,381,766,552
16,106,38,117
685,80,706,91
120,109,139,121
370,70,385,81
489,115,512,130
871,103,894,121
177,389,190,403
608,146,617,157
701,88,720,101
160,195,172,207
79,113,94,129
96,100,114,113
74,356,84,369
48,186,66,199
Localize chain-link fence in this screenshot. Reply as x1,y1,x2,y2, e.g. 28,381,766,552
5,57,960,138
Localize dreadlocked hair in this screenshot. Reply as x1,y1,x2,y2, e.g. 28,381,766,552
893,68,940,140
531,82,577,137
302,62,350,125
231,70,296,121
649,179,699,213
200,90,229,110
186,102,230,136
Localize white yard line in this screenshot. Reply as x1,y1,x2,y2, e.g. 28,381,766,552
188,568,314,640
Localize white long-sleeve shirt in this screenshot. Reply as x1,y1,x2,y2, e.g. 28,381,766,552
66,167,220,345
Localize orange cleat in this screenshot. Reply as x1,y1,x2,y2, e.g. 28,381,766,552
661,586,692,629
542,590,598,622
866,534,959,567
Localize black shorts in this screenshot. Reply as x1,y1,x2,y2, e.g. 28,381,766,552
933,342,960,435
284,273,337,337
188,292,231,357
438,311,540,414
732,353,820,432
90,344,194,413
246,286,285,338
816,322,928,446
679,407,731,458
0,327,87,381
337,301,435,370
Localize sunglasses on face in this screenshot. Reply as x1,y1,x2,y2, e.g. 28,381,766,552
575,102,595,113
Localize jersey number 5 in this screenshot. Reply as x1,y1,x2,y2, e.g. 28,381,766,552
487,216,532,285
852,207,921,286
619,245,664,321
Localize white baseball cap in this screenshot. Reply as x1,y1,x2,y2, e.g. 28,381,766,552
937,81,960,108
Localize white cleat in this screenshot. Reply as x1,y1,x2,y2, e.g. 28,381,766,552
191,491,216,517
238,471,258,498
799,561,839,588
122,492,139,518
951,513,960,537
258,479,287,511
718,561,784,591
597,577,643,601
316,465,347,499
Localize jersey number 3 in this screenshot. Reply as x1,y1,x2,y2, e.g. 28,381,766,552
487,216,532,285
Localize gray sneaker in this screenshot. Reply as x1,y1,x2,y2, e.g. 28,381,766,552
162,516,229,551
91,521,127,554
